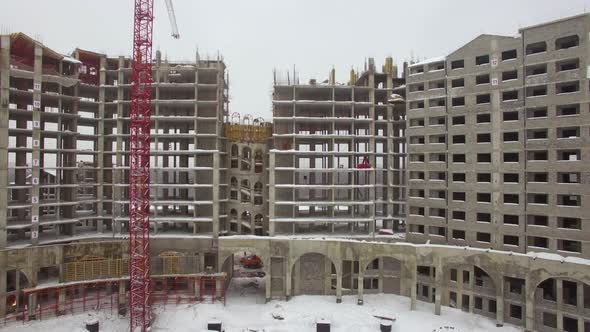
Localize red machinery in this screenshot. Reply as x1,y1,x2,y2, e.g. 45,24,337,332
129,1,179,331
240,255,263,269
357,156,372,169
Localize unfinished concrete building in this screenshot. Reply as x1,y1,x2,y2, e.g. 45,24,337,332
0,12,590,332
406,13,590,330
0,33,228,247
269,58,407,236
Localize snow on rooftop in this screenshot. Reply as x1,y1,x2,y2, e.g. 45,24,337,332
409,56,446,67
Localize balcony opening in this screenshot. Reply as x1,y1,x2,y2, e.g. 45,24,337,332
503,214,519,225
557,104,579,117
410,206,425,216
525,64,547,76
477,193,492,203
476,232,491,243
503,111,518,121
504,235,519,246
526,107,547,118
509,304,522,320
477,213,491,223
410,189,425,198
477,173,491,183
452,192,466,201
528,193,548,205
452,229,465,240
429,62,445,71
526,41,547,55
555,35,579,50
451,59,464,69
556,58,579,72
429,80,445,89
409,118,425,127
526,85,547,97
429,226,446,236
429,98,446,107
409,224,425,234
528,150,548,161
452,97,465,106
528,215,549,226
503,131,519,142
410,65,424,75
559,240,582,253
430,153,446,162
430,134,446,144
558,217,581,230
557,194,580,207
558,149,580,161
477,133,491,143
504,194,519,204
476,113,491,123
452,78,465,88
453,154,466,163
410,83,425,92
504,152,519,163
502,90,518,101
527,129,548,140
556,81,579,94
529,236,549,248
429,117,446,126
476,94,491,104
475,54,490,66
503,173,519,183
430,190,446,200
452,211,466,221
409,154,425,163
453,135,466,144
502,70,518,81
558,172,580,184
543,312,558,329
430,172,446,181
410,101,425,109
527,172,548,183
477,153,491,163
476,74,490,85
452,173,466,182
557,127,580,139
502,49,517,61
410,171,425,181
409,136,425,145
452,115,465,125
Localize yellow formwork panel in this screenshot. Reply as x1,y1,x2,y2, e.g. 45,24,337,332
224,124,272,143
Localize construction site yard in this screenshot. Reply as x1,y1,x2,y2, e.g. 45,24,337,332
1,282,519,332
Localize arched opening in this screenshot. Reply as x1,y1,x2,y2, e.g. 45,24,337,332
291,253,337,296
230,144,239,168
254,214,264,236
534,277,590,331
229,209,238,232
362,256,402,295
230,177,238,201
241,147,252,171
221,250,266,303
241,211,252,234
241,179,251,203
254,181,263,206
254,150,263,173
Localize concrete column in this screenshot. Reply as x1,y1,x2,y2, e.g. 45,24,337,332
357,272,364,305
118,280,126,307
524,277,534,331
265,263,271,302
212,152,220,237
194,278,201,298
556,279,563,331
215,278,223,298
96,56,107,232
30,44,43,246
336,265,342,303
496,276,504,327
285,259,292,300
57,288,66,315
268,152,276,236
409,261,417,311
434,260,443,315
0,35,10,249
27,292,37,320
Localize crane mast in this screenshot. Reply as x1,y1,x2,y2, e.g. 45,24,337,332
129,0,154,331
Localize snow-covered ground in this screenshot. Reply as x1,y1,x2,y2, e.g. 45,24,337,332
2,278,520,332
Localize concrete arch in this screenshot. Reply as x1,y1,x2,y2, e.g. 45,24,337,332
290,252,339,296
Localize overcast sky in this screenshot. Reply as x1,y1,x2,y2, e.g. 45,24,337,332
1,0,588,119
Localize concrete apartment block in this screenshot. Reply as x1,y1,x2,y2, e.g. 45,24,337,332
406,14,590,257
269,59,406,236
0,33,228,248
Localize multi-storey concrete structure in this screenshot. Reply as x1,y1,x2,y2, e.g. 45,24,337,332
0,33,228,248
406,13,590,258
269,58,407,236
1,12,590,332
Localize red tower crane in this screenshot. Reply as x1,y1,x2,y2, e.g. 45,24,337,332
129,1,179,331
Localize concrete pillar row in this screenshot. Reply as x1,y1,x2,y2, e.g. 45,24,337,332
336,264,343,303
357,272,364,305
496,276,504,327
556,279,564,331
434,258,443,315
524,277,535,332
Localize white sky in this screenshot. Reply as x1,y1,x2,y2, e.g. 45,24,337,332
1,0,588,119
